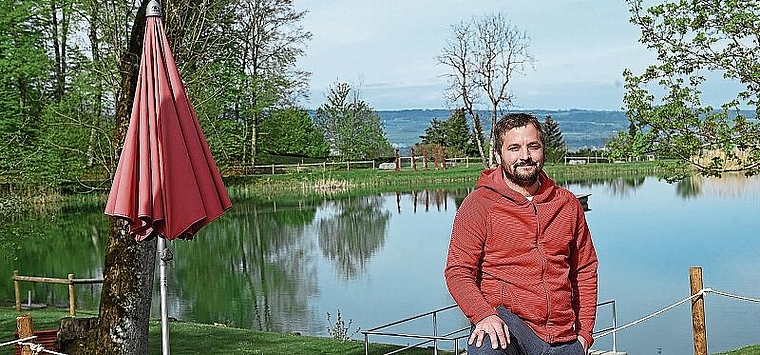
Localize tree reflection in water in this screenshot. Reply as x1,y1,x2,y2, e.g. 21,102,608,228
316,195,390,280
168,200,322,334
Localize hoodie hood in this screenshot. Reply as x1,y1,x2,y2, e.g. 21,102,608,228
474,167,557,205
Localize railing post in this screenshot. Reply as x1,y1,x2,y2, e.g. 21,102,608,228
690,266,707,355
14,270,21,312
68,273,76,317
611,300,618,352
432,310,438,355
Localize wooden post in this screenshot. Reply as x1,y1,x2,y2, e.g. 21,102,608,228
16,314,34,355
690,266,708,355
14,270,21,312
394,148,400,172
411,147,417,171
68,273,76,317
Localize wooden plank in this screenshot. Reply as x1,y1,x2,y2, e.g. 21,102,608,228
13,275,70,285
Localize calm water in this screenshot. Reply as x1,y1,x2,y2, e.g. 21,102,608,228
2,174,759,354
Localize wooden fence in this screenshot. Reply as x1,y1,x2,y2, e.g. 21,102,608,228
226,156,485,176
12,270,103,317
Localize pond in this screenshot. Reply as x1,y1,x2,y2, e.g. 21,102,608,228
2,173,759,354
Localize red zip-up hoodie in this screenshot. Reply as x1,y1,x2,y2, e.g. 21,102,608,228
445,168,598,346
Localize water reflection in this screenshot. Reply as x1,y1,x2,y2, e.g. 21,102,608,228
316,195,389,280
556,175,646,198
166,200,321,333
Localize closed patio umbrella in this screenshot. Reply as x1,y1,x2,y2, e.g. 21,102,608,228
104,0,232,353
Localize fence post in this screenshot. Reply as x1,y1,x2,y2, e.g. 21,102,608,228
16,314,34,355
14,270,21,312
690,266,707,355
68,273,76,317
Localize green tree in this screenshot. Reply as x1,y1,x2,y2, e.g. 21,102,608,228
419,108,474,157
314,82,394,160
259,107,329,158
419,118,447,146
228,0,312,167
542,115,566,163
0,0,49,183
609,0,760,177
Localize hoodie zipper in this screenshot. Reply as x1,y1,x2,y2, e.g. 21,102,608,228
532,201,553,342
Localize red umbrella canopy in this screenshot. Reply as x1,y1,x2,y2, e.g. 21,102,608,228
105,11,232,241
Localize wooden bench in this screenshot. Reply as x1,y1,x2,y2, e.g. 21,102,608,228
14,329,59,355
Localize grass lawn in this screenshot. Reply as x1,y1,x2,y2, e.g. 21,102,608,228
0,308,453,355
716,346,760,355
223,161,678,201
2,307,758,354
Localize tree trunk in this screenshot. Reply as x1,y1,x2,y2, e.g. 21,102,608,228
86,3,103,167
93,219,156,354
251,118,257,167
471,113,488,169
488,106,498,167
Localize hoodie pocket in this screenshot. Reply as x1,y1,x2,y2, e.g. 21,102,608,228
500,282,519,310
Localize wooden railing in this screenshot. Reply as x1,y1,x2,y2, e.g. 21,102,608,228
13,270,103,317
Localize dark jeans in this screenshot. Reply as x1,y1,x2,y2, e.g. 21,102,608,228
467,306,584,355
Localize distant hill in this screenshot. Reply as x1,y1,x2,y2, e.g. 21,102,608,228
378,109,630,152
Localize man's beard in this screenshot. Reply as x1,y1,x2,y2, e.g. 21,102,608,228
502,160,540,188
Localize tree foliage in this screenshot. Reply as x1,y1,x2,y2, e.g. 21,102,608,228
439,12,534,168
0,0,313,187
259,107,329,159
0,0,50,183
314,82,394,161
608,0,760,177
542,115,566,163
419,108,476,157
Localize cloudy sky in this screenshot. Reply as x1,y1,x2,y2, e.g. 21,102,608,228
293,1,657,111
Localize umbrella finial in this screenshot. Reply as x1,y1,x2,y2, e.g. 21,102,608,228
146,0,162,18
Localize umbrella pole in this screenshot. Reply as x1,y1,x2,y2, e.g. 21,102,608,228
158,237,171,355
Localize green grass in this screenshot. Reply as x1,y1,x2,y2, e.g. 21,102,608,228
224,161,679,201
0,308,453,355
718,345,760,355
2,308,758,355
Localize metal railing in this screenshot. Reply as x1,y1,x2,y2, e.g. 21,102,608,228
362,300,619,355
593,300,618,352
362,304,469,355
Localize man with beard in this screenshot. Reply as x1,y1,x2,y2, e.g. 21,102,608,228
445,113,598,355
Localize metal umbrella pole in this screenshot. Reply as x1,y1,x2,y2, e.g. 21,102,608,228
158,237,173,355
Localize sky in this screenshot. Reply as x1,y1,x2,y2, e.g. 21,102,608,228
293,0,657,111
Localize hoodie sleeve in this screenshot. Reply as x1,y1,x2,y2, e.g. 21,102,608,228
444,192,497,324
569,200,599,347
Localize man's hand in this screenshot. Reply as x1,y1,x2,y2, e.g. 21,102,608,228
578,336,589,355
468,315,510,349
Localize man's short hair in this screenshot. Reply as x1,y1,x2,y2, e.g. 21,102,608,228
493,113,544,153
